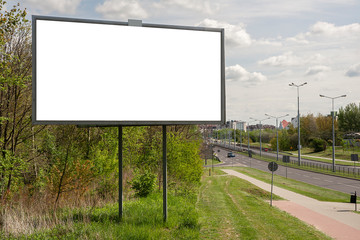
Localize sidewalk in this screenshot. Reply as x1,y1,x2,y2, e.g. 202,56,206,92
222,169,360,240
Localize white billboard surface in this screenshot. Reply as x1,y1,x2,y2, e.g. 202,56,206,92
34,17,224,124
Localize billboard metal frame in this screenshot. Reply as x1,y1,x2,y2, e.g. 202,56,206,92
32,15,225,126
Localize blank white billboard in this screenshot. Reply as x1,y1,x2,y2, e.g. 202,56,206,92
33,16,225,125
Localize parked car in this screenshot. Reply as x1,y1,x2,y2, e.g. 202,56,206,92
227,152,235,158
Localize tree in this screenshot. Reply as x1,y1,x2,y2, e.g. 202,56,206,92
338,103,360,132
0,1,44,202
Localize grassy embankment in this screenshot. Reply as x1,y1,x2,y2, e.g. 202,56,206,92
1,192,200,240
2,168,337,239
197,169,331,239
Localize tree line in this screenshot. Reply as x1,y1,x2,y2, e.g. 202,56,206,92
214,105,360,153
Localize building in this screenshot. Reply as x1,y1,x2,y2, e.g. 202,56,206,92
225,120,247,132
291,117,298,128
279,119,290,130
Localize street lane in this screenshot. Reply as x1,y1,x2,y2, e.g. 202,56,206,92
212,146,360,195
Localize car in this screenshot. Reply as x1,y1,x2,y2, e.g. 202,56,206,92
227,152,235,158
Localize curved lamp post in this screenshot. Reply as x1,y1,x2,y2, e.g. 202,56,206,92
319,94,347,172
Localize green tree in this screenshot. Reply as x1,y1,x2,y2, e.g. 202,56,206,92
338,103,360,132
0,1,44,201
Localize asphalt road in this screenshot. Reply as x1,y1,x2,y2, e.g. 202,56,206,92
212,146,360,195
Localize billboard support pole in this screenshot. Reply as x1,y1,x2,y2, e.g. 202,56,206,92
118,126,123,220
163,125,167,221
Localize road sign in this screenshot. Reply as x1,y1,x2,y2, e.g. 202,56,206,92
268,162,278,172
351,154,359,161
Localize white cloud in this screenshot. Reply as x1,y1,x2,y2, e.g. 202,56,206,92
309,21,360,37
226,64,267,86
197,19,252,47
24,0,82,14
305,65,331,75
345,63,360,77
258,52,325,67
154,0,218,14
96,0,148,20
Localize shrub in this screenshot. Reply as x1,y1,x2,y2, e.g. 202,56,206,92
310,138,327,152
130,170,157,198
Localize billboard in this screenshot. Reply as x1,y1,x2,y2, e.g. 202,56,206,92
32,16,225,125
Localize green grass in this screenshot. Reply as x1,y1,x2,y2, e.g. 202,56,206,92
197,171,331,239
4,193,200,240
203,158,222,166
288,147,360,162
230,167,351,202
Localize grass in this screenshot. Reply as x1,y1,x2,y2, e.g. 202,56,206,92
1,192,200,239
203,158,222,166
197,170,331,239
230,167,351,202
2,167,340,239
288,146,360,162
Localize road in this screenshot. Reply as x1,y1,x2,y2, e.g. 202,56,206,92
211,146,360,195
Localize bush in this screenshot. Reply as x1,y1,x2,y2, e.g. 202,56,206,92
130,169,157,198
310,138,327,152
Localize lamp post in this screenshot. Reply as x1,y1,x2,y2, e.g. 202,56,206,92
265,113,289,161
289,82,307,166
250,117,270,157
319,94,347,172
247,120,256,152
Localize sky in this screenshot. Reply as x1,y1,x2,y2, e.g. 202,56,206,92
20,0,360,125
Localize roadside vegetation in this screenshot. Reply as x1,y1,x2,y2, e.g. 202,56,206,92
197,170,331,239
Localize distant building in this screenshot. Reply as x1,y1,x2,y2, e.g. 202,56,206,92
247,124,275,131
279,119,290,130
291,117,298,128
225,120,247,132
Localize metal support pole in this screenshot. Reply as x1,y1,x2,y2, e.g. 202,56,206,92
297,87,301,166
332,99,335,172
118,126,123,220
276,118,279,161
270,170,274,207
240,124,242,151
233,128,236,150
260,122,262,157
162,125,167,222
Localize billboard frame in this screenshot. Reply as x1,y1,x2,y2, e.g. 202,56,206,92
32,15,225,126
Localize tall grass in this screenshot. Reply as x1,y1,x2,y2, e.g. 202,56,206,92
1,191,200,239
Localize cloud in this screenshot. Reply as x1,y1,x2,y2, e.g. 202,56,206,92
24,0,82,14
258,52,325,67
197,19,252,47
305,65,331,75
345,63,360,77
309,21,360,36
154,0,218,14
96,0,148,20
226,64,267,86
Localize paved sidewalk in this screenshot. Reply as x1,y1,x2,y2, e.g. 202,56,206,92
222,169,360,240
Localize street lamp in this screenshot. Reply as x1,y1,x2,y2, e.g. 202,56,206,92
265,113,289,161
319,94,347,172
250,117,270,157
247,120,256,152
289,82,307,166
